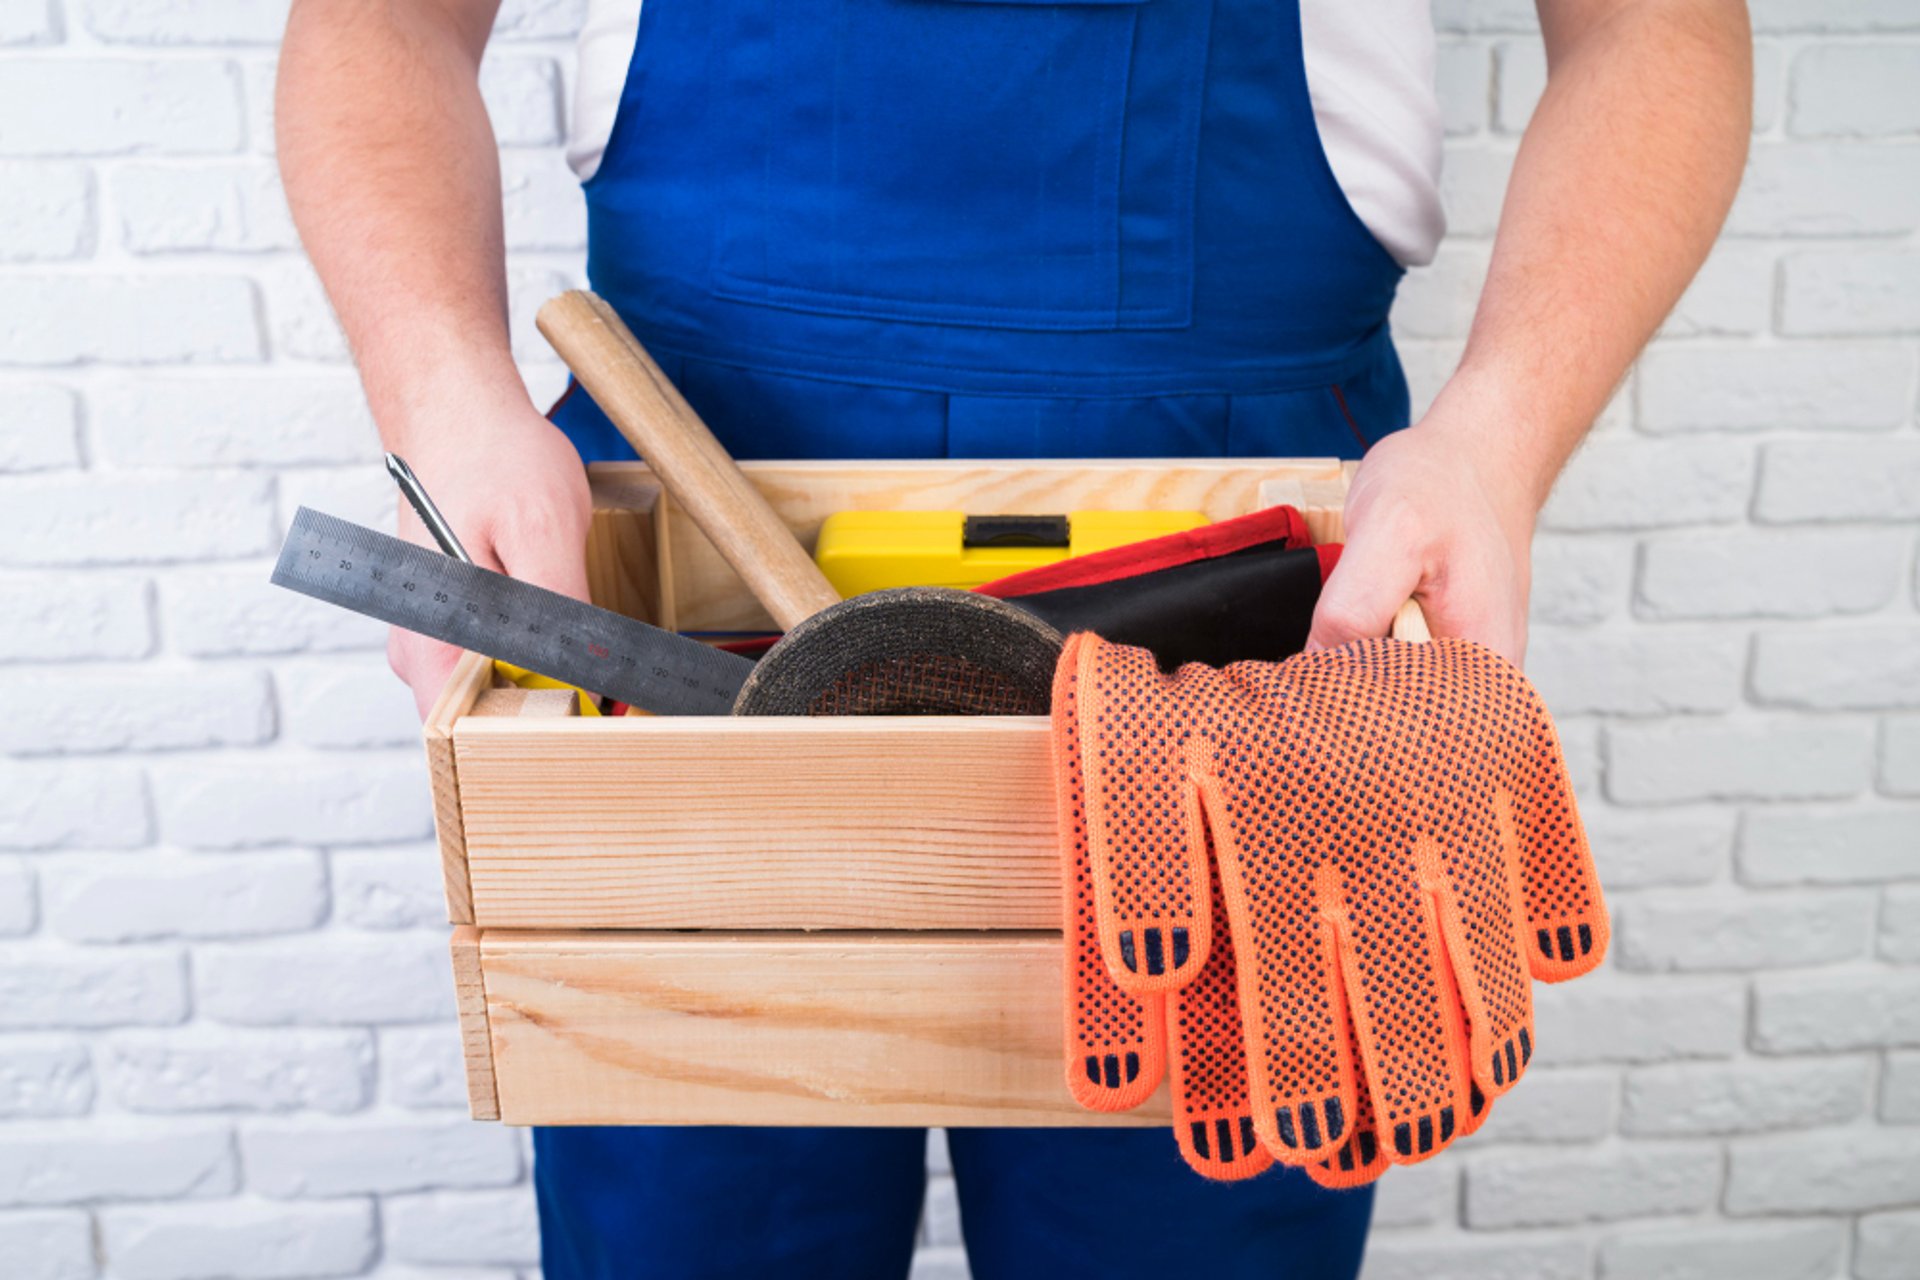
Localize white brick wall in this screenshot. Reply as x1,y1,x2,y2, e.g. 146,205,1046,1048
0,6,1914,1278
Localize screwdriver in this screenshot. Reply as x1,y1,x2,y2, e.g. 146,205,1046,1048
385,452,472,565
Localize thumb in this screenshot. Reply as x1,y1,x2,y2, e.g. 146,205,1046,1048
1307,532,1424,652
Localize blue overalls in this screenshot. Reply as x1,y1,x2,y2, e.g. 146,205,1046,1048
541,1,1408,1274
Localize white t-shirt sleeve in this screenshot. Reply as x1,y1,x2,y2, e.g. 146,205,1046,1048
566,0,645,184
1298,0,1447,267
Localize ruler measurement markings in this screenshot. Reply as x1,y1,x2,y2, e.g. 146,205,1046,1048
273,508,747,716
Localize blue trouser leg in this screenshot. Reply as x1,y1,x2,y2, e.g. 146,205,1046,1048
948,1128,1374,1280
531,1125,1373,1280
532,1126,927,1280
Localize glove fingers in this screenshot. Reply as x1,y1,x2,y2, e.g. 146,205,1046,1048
1056,634,1165,1111
1514,717,1609,982
1077,635,1212,993
1303,997,1388,1189
1219,852,1359,1168
1332,857,1473,1168
1167,855,1274,1182
1425,939,1495,1146
1416,807,1537,1107
1310,929,1494,1195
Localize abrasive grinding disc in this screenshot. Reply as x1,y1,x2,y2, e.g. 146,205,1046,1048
732,586,1063,717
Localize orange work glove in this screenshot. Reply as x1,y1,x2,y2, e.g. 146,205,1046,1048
1056,649,1275,1179
1054,632,1608,1182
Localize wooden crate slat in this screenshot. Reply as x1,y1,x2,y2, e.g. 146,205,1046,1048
585,472,666,625
422,651,494,925
455,716,1060,929
480,929,1167,1128
451,925,501,1121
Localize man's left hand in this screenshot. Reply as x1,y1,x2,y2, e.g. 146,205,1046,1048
1307,380,1540,665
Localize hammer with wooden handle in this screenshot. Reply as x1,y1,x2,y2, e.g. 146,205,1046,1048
536,289,843,633
536,290,1064,718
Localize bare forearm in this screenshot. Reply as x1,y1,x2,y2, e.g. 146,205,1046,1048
1311,0,1750,657
278,0,594,715
1441,0,1752,512
277,0,530,446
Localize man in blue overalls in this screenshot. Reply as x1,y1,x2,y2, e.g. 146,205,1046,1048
279,1,1750,1275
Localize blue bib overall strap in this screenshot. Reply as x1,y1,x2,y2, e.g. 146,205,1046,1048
541,2,1396,1276
552,0,1408,467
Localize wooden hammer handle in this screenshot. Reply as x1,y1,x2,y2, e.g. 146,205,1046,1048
536,291,843,632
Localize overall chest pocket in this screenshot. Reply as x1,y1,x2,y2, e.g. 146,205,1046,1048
712,0,1209,332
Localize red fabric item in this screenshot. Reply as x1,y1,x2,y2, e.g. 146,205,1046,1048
976,505,1313,600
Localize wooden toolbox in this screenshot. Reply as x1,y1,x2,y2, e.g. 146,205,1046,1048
429,456,1357,1126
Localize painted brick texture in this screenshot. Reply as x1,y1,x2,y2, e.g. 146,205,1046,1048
1,7,1916,1280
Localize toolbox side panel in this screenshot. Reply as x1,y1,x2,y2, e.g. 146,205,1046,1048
480,930,1169,1127
453,716,1061,929
451,925,501,1120
422,650,496,925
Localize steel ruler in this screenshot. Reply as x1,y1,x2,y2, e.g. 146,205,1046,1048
272,507,750,716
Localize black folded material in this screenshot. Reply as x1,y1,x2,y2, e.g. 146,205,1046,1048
977,506,1332,671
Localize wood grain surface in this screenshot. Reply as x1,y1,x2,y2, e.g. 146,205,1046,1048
585,471,667,626
422,650,493,925
450,925,501,1121
469,687,581,718
454,715,1059,929
480,929,1167,1127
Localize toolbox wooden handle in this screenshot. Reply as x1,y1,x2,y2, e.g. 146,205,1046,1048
1390,599,1431,643
537,291,844,632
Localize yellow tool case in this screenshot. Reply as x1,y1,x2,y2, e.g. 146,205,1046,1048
429,456,1358,1126
812,508,1209,595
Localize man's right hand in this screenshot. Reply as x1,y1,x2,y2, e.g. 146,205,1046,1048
278,0,588,718
388,405,594,719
